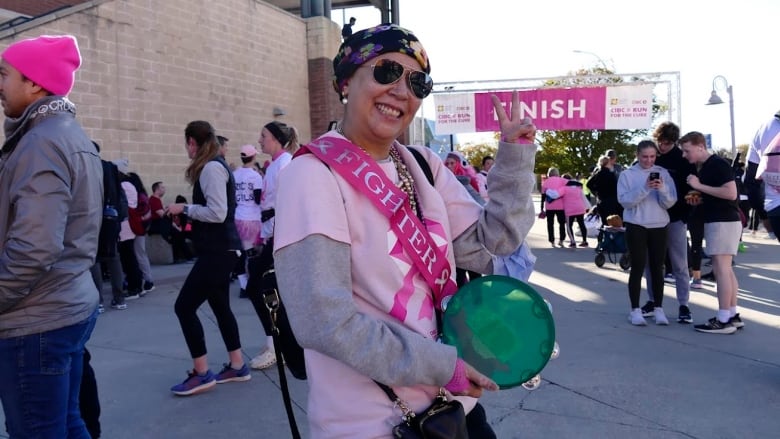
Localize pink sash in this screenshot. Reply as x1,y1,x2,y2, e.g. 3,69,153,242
300,136,458,310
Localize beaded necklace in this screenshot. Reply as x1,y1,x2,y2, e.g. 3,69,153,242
337,124,422,219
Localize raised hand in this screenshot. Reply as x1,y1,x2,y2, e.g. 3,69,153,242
491,90,536,144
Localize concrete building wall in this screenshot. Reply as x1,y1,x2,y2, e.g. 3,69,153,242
1,0,314,199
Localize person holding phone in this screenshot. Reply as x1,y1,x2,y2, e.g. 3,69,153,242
618,140,677,326
640,122,698,323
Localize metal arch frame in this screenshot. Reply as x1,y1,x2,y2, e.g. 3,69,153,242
416,71,682,138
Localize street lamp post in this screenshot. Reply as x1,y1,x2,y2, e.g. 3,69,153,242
573,50,608,70
706,75,736,158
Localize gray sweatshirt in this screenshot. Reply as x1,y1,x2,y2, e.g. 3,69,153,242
617,164,677,228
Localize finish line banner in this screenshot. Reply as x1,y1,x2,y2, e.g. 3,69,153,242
433,84,653,134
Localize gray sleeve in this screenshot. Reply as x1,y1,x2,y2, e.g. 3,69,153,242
274,233,458,387
452,141,537,273
188,162,228,223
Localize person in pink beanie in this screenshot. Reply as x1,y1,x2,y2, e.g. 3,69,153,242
0,34,103,438
1,34,81,97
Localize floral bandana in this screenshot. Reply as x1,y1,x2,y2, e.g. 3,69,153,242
332,23,430,99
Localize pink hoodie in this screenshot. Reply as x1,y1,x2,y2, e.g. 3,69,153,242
541,176,568,211
562,182,588,217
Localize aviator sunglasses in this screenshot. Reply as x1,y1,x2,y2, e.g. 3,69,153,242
370,59,433,99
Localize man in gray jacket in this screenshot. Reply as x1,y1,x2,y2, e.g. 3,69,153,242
0,34,103,437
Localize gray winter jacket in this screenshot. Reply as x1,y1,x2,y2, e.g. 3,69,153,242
0,96,102,338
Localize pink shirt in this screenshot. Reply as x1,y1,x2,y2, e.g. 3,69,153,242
274,144,480,438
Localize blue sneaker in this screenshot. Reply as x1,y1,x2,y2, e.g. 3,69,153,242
171,369,216,396
215,363,251,384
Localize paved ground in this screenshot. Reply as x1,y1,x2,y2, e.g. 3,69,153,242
2,204,779,438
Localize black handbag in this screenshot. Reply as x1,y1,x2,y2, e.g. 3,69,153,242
376,383,469,439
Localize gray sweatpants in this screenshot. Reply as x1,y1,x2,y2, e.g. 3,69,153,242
646,219,690,306
134,234,153,283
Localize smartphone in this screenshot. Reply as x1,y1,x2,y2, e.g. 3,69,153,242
649,171,660,181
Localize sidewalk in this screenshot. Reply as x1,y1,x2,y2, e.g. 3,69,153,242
2,214,778,438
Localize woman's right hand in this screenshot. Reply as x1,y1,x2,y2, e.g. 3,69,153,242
491,90,536,144
450,361,499,398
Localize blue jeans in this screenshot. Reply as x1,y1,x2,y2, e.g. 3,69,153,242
0,310,98,438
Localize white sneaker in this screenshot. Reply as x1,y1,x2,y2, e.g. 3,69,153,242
628,309,647,326
249,349,277,370
653,308,669,325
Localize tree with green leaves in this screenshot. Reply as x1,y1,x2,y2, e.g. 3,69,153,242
459,139,498,170
534,67,666,177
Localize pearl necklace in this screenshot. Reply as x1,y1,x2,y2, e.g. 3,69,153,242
337,124,422,219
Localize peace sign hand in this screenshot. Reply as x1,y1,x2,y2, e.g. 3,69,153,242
491,90,536,144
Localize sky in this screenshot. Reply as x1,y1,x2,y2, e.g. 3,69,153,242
331,0,780,154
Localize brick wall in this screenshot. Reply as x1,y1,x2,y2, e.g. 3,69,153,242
0,0,315,201
305,17,343,137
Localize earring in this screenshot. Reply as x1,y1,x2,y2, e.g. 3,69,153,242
341,96,348,104
341,89,348,104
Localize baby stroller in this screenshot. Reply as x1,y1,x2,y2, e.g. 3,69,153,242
594,226,630,270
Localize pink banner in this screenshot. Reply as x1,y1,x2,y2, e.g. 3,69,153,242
475,88,606,131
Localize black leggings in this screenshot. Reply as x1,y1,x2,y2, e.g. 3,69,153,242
688,216,704,271
625,223,668,309
80,349,101,439
175,250,241,358
769,207,780,242
566,214,587,243
118,239,142,292
546,209,566,243
466,403,496,438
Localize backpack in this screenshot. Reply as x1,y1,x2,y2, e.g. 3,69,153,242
128,192,151,235
97,160,129,258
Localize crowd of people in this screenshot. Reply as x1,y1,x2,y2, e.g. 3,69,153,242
544,120,779,335
1,24,778,439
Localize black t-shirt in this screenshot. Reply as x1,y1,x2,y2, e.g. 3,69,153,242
341,24,353,38
655,146,697,222
698,154,740,223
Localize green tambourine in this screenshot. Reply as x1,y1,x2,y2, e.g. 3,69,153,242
441,275,555,389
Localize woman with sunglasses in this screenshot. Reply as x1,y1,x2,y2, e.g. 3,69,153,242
273,24,538,438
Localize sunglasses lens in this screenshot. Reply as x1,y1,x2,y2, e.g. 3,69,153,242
373,60,404,85
409,71,433,99
372,59,433,99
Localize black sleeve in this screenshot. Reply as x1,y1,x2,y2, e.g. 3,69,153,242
743,161,763,209
586,173,598,195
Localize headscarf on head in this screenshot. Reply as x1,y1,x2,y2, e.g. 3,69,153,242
332,23,430,100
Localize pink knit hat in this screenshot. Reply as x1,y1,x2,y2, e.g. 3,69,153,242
1,35,82,96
